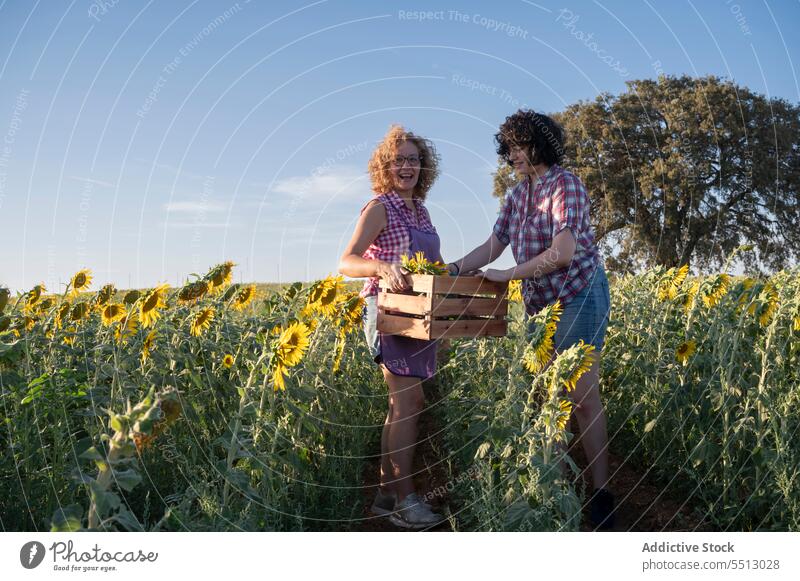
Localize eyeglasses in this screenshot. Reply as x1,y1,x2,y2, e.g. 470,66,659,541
391,155,422,168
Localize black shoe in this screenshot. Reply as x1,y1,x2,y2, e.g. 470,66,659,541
589,488,616,530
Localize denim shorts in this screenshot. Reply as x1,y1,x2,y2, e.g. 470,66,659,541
363,294,381,363
529,266,611,352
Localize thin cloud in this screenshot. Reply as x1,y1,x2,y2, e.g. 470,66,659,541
163,200,227,213
68,175,116,188
272,165,367,199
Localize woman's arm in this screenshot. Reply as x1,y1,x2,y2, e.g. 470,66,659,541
482,228,577,282
338,200,410,292
448,233,507,275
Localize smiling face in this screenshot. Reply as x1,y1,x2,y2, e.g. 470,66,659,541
509,144,535,176
390,141,421,195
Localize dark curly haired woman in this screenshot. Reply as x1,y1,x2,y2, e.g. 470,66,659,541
448,109,615,530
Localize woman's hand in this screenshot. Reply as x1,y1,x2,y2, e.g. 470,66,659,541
377,262,411,292
480,268,512,282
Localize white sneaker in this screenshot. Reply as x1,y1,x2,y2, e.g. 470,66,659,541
388,493,445,529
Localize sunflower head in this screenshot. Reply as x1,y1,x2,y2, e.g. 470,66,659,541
101,303,127,327
37,297,55,313
70,302,91,323
141,330,157,363
23,284,46,313
231,284,257,312
306,276,346,318
700,273,730,308
139,284,170,328
189,307,215,337
657,265,689,301
205,261,236,294
94,283,116,308
555,398,574,431
178,280,209,304
69,269,93,297
339,293,365,328
508,279,523,302
115,311,139,344
222,354,235,368
553,340,596,393
123,290,141,305
0,287,10,313
274,321,311,369
676,339,697,365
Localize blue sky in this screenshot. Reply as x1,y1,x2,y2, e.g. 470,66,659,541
1,0,798,293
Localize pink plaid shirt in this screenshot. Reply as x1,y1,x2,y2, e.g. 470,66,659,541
360,192,438,297
493,165,601,312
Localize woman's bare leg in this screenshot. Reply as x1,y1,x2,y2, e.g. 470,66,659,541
568,354,610,490
381,366,425,502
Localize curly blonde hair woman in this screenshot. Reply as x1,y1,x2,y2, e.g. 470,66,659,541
339,125,446,529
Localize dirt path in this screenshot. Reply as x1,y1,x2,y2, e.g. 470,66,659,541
354,382,709,532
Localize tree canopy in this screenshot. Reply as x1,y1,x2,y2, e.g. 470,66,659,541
493,76,800,273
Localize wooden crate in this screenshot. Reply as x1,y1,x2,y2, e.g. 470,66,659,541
377,275,508,340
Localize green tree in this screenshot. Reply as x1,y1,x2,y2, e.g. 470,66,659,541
494,76,800,273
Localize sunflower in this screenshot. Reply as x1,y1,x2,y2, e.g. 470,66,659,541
222,354,235,368
0,287,10,313
522,300,562,374
508,279,523,302
0,315,10,333
794,315,800,332
189,307,215,337
62,327,77,346
556,399,574,431
205,261,236,294
306,275,346,318
753,283,779,328
141,330,157,363
400,251,448,275
275,321,310,367
70,302,91,323
676,340,696,365
657,265,689,301
69,269,93,297
123,290,141,305
97,304,123,326
272,363,289,392
37,297,55,313
231,284,257,312
94,283,116,308
556,340,595,392
339,293,365,328
700,273,730,308
139,284,170,328
115,312,139,344
178,280,209,304
682,280,700,313
55,302,71,329
23,284,46,313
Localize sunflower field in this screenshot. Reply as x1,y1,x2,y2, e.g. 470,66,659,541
0,258,799,531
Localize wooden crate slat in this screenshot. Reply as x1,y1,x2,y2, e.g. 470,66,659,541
378,292,431,315
430,318,507,339
376,312,430,339
431,296,508,317
378,274,433,294
431,275,507,296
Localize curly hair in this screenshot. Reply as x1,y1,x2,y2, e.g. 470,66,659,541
495,109,565,168
368,124,440,200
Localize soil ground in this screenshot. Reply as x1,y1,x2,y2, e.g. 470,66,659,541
354,380,710,532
